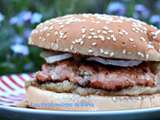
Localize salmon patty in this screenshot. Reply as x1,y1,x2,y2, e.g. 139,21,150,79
35,60,157,91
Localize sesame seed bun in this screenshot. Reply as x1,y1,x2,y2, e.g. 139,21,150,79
26,86,160,111
29,14,160,61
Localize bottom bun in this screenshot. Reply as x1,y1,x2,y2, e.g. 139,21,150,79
26,86,160,111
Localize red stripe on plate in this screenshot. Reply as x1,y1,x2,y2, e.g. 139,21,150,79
17,74,27,81
29,73,34,78
0,85,5,92
0,77,15,90
0,77,6,92
7,75,24,88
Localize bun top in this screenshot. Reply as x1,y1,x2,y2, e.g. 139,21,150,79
29,14,160,61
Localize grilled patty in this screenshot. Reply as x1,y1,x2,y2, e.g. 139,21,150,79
26,79,160,96
35,60,157,91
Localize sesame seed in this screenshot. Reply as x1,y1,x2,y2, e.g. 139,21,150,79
100,49,104,53
59,32,65,38
99,35,105,41
110,52,114,57
140,37,146,41
88,36,92,39
75,38,83,44
72,41,76,44
80,41,84,45
88,49,93,53
93,35,98,39
49,26,54,30
90,32,96,35
119,31,123,35
122,49,126,54
108,30,113,33
81,28,86,33
82,34,86,38
122,30,128,35
146,54,149,59
70,45,73,50
55,31,58,35
79,38,82,41
112,97,116,102
137,97,142,100
97,30,101,33
60,25,64,28
125,32,129,35
132,28,136,32
43,26,48,31
103,26,109,30
92,42,96,46
106,37,111,40
75,39,79,43
137,52,144,57
89,28,94,31
129,38,134,42
111,35,116,41
102,31,108,34
104,51,109,55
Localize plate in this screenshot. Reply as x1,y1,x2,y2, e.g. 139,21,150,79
0,106,160,120
0,73,160,120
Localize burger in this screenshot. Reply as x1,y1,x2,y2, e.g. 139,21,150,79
26,14,160,110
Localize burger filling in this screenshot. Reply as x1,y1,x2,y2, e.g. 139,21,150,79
27,51,160,96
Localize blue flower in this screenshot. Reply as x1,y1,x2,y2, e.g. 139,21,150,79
107,2,126,16
133,4,150,19
0,12,4,22
155,0,160,10
9,16,23,25
24,62,34,71
31,12,43,24
150,15,160,27
23,28,32,39
121,0,131,2
19,10,32,22
10,44,29,56
9,10,33,26
9,10,31,25
12,35,23,44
